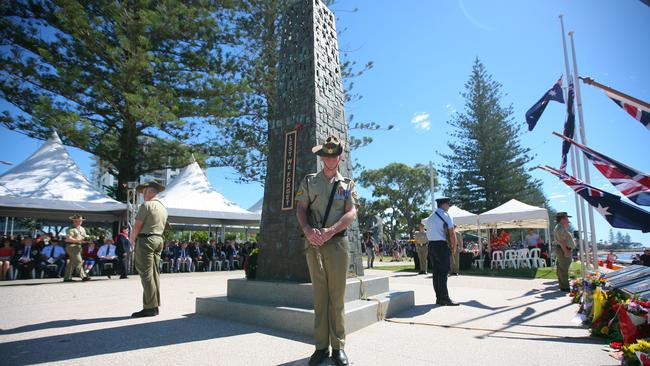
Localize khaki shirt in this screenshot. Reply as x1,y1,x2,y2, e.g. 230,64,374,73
553,223,576,250
295,170,358,229
67,226,87,244
414,232,428,246
135,198,168,235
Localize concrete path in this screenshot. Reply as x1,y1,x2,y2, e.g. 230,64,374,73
0,270,614,365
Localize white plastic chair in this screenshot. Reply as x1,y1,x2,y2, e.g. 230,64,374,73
516,249,532,269
504,250,518,269
529,248,547,268
490,251,505,269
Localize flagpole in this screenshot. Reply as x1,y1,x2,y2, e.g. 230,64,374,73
559,14,589,272
429,161,435,211
569,31,599,270
580,77,650,109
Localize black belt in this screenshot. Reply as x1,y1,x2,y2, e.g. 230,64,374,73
428,240,446,244
138,233,163,238
333,230,347,237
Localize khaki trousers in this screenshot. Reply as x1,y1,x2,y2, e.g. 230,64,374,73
135,236,163,309
64,244,86,280
451,247,460,274
416,244,428,273
305,237,349,350
555,248,572,290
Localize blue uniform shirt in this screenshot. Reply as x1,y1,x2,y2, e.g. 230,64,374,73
424,208,454,241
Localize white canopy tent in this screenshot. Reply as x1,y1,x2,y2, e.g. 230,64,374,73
248,198,263,215
448,205,479,232
478,199,549,229
157,161,260,226
0,132,126,222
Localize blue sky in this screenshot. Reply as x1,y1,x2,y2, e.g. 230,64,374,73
1,0,648,244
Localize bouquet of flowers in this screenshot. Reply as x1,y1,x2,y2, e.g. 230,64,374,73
621,339,650,366
590,294,625,342
620,299,650,345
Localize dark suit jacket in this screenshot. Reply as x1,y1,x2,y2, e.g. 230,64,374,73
13,245,39,264
115,234,131,257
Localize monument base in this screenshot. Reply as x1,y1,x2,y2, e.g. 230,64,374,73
195,276,414,336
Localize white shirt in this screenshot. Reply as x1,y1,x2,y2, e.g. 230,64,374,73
424,208,454,241
98,244,116,258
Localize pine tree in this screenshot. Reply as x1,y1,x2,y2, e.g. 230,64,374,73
609,229,615,244
441,58,545,213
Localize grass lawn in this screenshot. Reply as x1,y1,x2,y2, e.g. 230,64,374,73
372,262,583,280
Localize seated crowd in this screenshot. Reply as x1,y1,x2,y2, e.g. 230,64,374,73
0,234,255,280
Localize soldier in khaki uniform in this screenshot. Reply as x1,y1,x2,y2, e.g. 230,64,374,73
553,212,575,291
296,136,358,366
414,223,429,275
450,228,462,275
64,214,91,282
130,181,168,317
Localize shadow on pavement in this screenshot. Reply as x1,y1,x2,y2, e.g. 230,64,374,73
0,316,132,335
460,300,508,311
488,334,601,345
278,356,336,366
0,314,311,366
389,304,436,318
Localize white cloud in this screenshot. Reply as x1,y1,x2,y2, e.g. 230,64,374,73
548,193,567,199
444,103,457,116
411,112,431,130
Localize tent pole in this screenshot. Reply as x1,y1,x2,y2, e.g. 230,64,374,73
10,217,14,237
3,217,7,235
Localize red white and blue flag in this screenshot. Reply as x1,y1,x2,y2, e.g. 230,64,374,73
606,91,650,131
526,76,565,131
555,134,650,206
560,81,575,171
538,165,650,233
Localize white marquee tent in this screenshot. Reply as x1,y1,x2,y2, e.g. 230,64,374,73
448,205,479,232
0,132,126,222
248,198,263,215
157,161,260,226
478,199,549,229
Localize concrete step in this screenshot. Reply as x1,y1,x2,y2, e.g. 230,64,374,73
226,275,390,309
196,290,414,336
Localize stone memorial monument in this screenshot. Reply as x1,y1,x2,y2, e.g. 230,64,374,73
196,0,413,336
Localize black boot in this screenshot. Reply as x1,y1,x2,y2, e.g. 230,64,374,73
131,308,158,318
308,349,329,365
332,349,349,366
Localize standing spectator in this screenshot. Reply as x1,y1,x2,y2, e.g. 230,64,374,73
525,229,541,249
414,224,429,275
175,242,192,272
0,238,15,280
423,197,458,306
40,239,66,278
14,237,39,279
363,232,375,269
82,241,98,275
115,226,132,279
606,251,618,269
98,239,119,278
639,248,650,267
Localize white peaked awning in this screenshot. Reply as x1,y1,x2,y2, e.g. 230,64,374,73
448,205,479,232
0,132,126,221
478,199,549,229
158,161,261,226
248,198,263,215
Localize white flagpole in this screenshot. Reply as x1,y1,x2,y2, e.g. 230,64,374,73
429,161,435,211
560,14,589,272
569,31,599,270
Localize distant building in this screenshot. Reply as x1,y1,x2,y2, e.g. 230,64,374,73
91,156,180,198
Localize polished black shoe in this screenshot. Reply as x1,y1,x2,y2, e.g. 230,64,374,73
308,349,329,365
131,308,158,318
63,279,74,283
120,275,128,279
438,299,460,306
332,349,349,366
81,277,91,282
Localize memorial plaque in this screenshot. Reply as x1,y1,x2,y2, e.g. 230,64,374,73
282,130,297,211
256,0,363,282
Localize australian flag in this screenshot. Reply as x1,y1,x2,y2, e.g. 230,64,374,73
539,165,650,232
557,135,650,206
526,76,565,131
606,91,650,131
560,80,575,171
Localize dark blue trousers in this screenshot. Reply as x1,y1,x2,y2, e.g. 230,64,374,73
428,241,451,302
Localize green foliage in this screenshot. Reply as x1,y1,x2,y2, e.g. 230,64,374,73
441,58,546,213
358,162,436,239
1,1,246,200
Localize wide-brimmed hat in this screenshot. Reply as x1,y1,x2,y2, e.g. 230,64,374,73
69,214,85,220
556,212,572,219
436,197,451,206
311,135,344,157
136,181,165,193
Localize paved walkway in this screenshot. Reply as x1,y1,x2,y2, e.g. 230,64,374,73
0,270,613,365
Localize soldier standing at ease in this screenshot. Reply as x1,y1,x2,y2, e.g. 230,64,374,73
64,214,91,282
450,226,462,275
423,197,459,306
414,223,429,275
296,135,358,366
130,181,168,318
553,212,575,292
